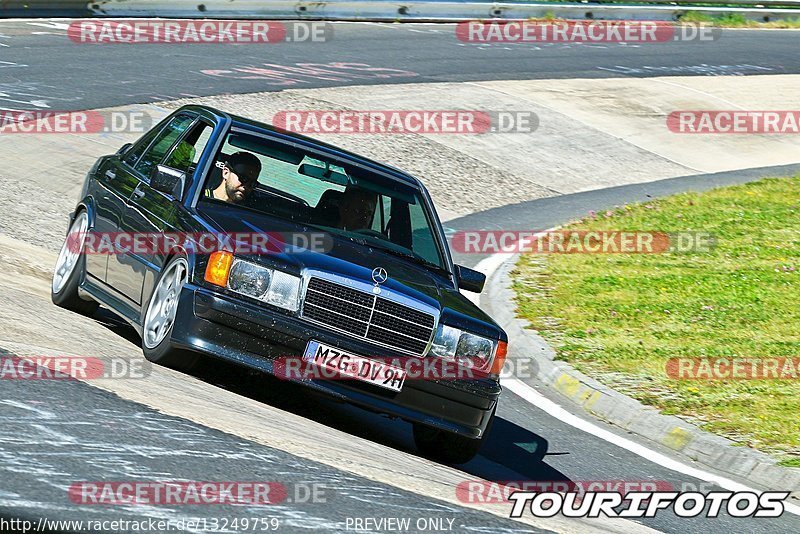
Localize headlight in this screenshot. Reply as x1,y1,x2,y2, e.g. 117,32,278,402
228,260,271,298
429,325,461,359
206,254,301,312
429,324,497,372
457,332,494,363
264,270,301,310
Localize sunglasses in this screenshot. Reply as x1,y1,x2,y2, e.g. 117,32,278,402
238,174,259,187
226,165,259,187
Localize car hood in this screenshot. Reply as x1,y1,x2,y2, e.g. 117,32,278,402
198,204,504,339
199,205,445,298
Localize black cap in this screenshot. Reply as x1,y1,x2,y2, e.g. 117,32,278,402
224,152,261,184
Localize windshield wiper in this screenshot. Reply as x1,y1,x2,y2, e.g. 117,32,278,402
369,244,450,275
320,227,450,275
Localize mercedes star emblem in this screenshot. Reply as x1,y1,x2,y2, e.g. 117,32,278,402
371,267,388,286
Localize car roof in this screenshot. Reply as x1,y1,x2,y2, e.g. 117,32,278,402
181,104,424,188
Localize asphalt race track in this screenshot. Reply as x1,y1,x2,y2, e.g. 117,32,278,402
0,21,797,111
1,19,799,534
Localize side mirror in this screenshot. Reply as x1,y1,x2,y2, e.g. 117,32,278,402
116,143,133,156
150,164,186,202
455,264,486,293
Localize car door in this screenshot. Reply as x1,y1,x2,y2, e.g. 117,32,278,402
86,130,161,284
105,113,195,306
121,119,214,307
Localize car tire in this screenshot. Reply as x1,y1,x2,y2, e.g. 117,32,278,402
413,408,495,465
141,256,198,371
51,210,99,315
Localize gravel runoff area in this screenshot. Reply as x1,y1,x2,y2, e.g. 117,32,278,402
0,178,73,252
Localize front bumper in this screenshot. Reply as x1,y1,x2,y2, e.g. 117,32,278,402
169,285,500,438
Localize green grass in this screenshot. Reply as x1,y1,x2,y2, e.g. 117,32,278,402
679,12,800,28
524,12,800,29
512,176,800,464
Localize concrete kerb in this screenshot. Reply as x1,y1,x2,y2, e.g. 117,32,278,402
482,252,800,500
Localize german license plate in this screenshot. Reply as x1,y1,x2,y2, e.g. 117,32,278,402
302,340,406,392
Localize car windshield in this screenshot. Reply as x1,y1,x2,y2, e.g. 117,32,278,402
199,128,447,270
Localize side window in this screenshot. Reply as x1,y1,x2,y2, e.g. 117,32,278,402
163,121,213,175
134,114,195,179
122,126,161,168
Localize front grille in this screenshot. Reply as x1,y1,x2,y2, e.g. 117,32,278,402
301,277,435,355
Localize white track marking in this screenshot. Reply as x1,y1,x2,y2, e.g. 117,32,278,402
503,376,800,516
27,22,69,30
466,244,800,516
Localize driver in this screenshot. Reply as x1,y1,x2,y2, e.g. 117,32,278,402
338,187,378,231
208,151,262,204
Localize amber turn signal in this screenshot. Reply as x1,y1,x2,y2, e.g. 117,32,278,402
204,251,233,287
490,340,508,375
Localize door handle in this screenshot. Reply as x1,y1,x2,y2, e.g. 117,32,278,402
132,186,145,200
104,169,116,180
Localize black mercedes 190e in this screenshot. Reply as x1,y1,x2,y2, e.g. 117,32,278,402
52,105,507,464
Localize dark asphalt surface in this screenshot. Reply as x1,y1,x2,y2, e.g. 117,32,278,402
0,20,798,111
0,18,799,534
0,347,546,534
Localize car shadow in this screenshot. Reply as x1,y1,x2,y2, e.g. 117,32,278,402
90,307,572,491
90,307,141,345
468,416,568,482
